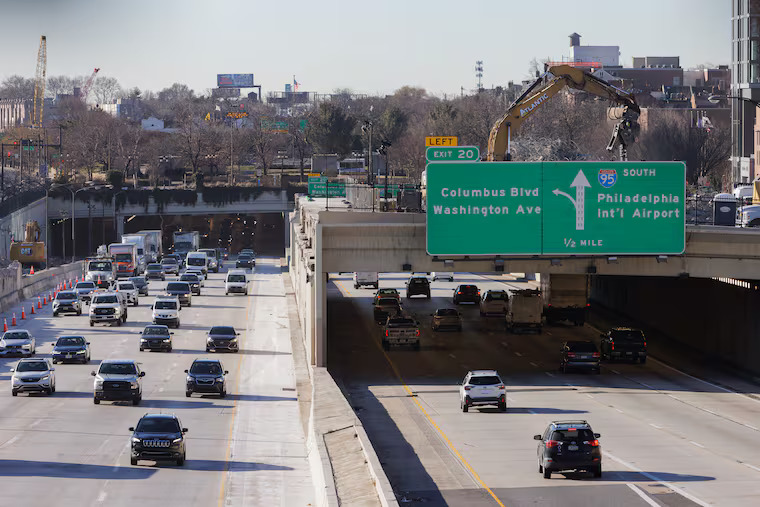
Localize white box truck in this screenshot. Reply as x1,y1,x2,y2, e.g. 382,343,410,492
137,230,163,263
540,274,589,326
173,231,200,258
121,233,148,274
506,289,543,333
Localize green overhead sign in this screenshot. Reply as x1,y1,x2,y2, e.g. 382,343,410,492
308,176,346,197
426,161,685,256
425,146,480,162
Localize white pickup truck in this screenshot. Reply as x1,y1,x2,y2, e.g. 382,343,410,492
382,316,420,350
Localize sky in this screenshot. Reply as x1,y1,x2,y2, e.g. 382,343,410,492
0,0,731,98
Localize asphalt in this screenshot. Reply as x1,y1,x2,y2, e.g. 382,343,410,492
0,259,313,507
328,272,760,507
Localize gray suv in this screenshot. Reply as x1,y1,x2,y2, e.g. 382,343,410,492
92,359,144,405
0,330,36,357
53,290,83,316
11,358,55,396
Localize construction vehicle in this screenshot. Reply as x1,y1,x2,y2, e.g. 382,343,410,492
9,221,45,269
81,68,100,103
486,65,640,162
32,35,47,128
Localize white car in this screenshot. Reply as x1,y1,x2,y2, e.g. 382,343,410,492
0,330,36,357
11,358,55,396
459,370,507,412
115,281,139,306
479,290,509,317
431,272,454,282
152,296,180,329
225,270,248,295
739,205,760,227
185,266,206,284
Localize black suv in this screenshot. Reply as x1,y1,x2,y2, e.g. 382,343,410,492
560,341,601,374
406,276,431,299
236,255,254,269
453,284,480,304
534,420,602,479
185,359,228,397
165,281,192,307
139,325,173,352
600,327,647,363
129,414,187,466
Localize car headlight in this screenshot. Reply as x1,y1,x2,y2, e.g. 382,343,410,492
162,339,170,342
215,377,224,382
21,344,32,349
229,337,238,342
95,380,104,388
75,350,85,354
186,375,193,382
40,375,50,381
140,338,147,342
131,437,141,444
172,438,182,444
12,377,21,385
130,381,139,389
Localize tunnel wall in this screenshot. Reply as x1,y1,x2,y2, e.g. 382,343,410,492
591,275,760,375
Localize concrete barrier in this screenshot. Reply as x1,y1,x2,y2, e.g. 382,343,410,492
0,261,84,314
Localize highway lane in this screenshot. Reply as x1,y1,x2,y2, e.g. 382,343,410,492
0,259,313,507
328,272,760,507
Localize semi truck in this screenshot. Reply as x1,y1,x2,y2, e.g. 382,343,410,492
121,234,148,274
109,243,139,278
540,274,589,326
137,230,163,263
173,231,200,258
506,289,543,333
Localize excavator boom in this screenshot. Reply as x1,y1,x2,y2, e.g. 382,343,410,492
486,65,640,161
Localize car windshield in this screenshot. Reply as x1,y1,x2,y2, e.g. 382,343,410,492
551,428,595,442
387,318,415,327
187,257,205,266
136,418,180,433
436,309,458,316
56,336,85,346
486,292,508,300
143,326,169,336
93,295,117,304
154,300,177,310
57,292,76,300
238,256,251,261
16,361,48,372
190,362,222,375
99,362,137,375
468,375,501,386
76,282,95,289
113,253,132,262
228,274,246,282
610,330,645,341
166,283,189,291
162,259,177,265
410,278,427,284
209,326,236,335
148,265,163,270
89,262,111,271
567,342,598,352
118,283,135,290
200,250,216,258
129,277,146,285
378,289,397,295
180,275,198,282
460,285,478,292
3,332,29,340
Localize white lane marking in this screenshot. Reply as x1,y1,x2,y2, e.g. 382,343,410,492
748,425,759,431
448,354,456,359
743,462,760,473
158,387,165,392
529,362,537,367
546,331,552,336
30,419,43,428
545,372,555,377
626,483,660,507
0,434,21,449
586,394,594,399
690,441,705,448
615,408,624,413
611,369,620,375
500,341,508,347
514,352,522,357
604,450,710,507
649,423,663,429
97,492,107,503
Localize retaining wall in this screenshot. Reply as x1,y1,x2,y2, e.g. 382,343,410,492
0,261,84,314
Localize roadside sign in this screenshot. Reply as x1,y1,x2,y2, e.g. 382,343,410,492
426,161,685,256
425,136,458,147
307,172,321,177
308,177,346,197
425,146,480,162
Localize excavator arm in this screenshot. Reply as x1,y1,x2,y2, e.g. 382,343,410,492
486,65,640,161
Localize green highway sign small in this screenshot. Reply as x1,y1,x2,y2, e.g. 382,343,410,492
426,161,685,256
425,146,480,162
308,177,346,197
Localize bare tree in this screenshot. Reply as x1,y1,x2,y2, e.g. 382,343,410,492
92,76,122,106
0,75,35,99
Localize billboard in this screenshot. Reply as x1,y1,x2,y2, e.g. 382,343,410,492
217,74,254,88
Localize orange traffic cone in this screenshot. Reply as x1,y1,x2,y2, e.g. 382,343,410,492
42,295,47,305
37,297,41,309
21,308,26,320
97,275,101,286
30,305,35,315
11,313,17,326
30,266,35,275
2,319,7,332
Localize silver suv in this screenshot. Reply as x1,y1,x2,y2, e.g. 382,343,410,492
92,359,144,405
459,370,507,412
11,358,55,396
0,330,36,357
53,290,83,316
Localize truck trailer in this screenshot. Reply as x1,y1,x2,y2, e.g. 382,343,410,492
173,231,200,258
137,230,163,263
540,274,589,326
506,289,543,333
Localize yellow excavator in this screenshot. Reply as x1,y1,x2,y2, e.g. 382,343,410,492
9,221,45,269
486,65,641,162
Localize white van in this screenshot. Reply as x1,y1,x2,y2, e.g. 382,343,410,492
225,270,248,295
185,252,209,278
353,272,379,289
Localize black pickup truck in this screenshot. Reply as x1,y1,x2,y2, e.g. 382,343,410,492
600,327,647,363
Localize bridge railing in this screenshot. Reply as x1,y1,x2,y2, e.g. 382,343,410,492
686,195,753,226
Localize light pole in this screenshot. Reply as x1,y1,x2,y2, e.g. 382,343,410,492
112,188,127,242
48,183,87,264
362,120,373,185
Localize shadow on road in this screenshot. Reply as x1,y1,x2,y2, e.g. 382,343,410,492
0,459,156,479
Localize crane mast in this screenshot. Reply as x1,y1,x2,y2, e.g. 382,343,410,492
32,35,47,128
81,68,100,103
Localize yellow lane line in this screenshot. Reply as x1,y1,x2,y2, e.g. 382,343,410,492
333,279,507,507
217,289,253,507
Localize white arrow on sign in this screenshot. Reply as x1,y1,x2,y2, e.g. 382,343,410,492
552,170,591,230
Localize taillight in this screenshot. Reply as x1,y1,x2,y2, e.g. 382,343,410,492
385,330,389,337
464,386,471,391
547,303,552,307
415,329,420,336
643,341,647,348
586,303,590,307
610,341,615,351
546,440,559,448
497,385,505,390
457,291,461,294
592,352,600,358
567,352,576,358
585,439,600,447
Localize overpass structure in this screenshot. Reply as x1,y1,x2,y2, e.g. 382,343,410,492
289,196,760,367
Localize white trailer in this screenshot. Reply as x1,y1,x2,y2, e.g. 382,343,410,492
137,230,163,262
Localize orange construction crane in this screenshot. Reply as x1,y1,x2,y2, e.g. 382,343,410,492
81,67,100,103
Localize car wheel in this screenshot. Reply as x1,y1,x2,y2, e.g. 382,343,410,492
131,457,138,466
454,298,459,305
220,390,227,398
543,469,551,479
116,319,122,327
77,310,82,316
139,347,144,352
593,466,602,478
176,454,185,466
133,300,138,307
381,340,390,351
538,461,543,473
167,346,172,353
185,391,192,398
225,291,228,295
432,325,438,331
188,301,192,307
52,359,57,365
462,401,468,413
498,401,507,412
84,355,90,364
53,311,58,317
206,348,211,353
132,396,141,406
48,386,54,395
93,397,100,404
175,322,180,329
11,390,17,397
640,357,647,364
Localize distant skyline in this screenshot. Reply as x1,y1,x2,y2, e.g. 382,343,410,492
0,0,731,98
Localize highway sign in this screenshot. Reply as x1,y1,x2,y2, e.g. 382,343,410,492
425,146,480,162
308,177,346,197
425,136,458,147
426,161,685,256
